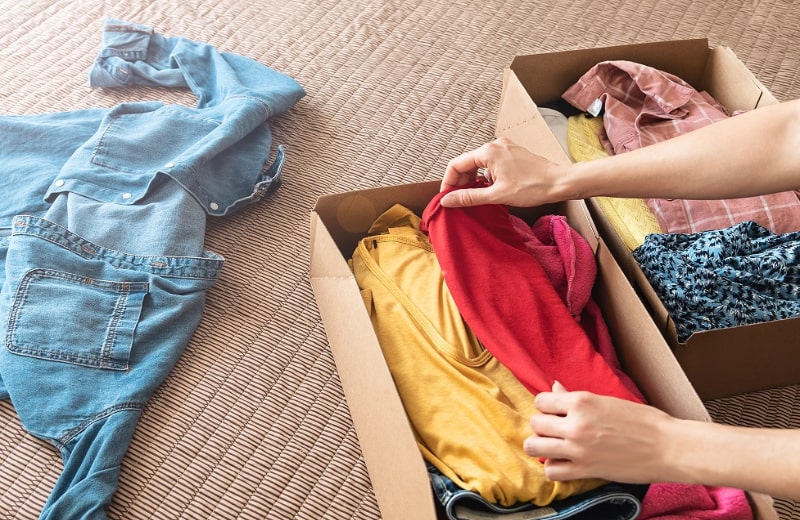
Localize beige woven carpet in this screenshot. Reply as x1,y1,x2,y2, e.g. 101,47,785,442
1,1,798,519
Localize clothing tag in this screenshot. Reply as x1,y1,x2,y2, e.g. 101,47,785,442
587,98,603,117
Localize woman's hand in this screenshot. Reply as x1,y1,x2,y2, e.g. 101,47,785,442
524,381,676,484
440,137,569,208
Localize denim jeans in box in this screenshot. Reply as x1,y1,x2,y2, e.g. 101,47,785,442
427,463,646,520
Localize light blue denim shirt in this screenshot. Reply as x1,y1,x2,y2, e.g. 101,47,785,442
0,19,304,519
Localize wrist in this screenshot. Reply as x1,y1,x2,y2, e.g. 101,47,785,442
657,416,728,486
550,162,589,202
555,159,610,202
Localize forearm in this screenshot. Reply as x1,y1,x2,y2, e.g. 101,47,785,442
560,99,800,201
662,418,800,500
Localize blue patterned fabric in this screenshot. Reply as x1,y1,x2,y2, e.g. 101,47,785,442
633,221,800,343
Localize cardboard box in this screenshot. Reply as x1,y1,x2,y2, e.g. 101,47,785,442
495,38,800,401
309,180,777,518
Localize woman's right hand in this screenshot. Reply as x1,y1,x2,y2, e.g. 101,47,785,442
440,137,569,208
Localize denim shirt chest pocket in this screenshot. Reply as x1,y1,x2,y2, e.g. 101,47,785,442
7,268,148,370
92,103,221,176
46,98,285,216
47,101,221,209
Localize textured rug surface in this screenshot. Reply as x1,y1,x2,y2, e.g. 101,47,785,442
0,1,798,519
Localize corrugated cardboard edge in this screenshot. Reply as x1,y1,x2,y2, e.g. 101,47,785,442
309,210,438,520
495,68,570,166
508,39,711,104
702,46,778,111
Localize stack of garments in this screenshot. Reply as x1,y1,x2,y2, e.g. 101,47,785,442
554,60,800,341
349,184,753,520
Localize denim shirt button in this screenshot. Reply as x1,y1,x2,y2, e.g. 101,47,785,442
165,162,175,169
209,202,220,211
54,179,65,187
121,193,132,200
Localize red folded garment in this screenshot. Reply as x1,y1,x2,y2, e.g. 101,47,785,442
421,184,643,402
511,214,595,317
511,213,642,398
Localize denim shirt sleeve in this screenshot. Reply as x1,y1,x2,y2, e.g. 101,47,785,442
51,19,307,216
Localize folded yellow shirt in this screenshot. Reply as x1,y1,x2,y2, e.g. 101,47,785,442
567,115,662,250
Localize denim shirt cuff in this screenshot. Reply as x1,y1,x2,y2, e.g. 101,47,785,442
98,19,153,59
89,19,154,87
210,145,286,216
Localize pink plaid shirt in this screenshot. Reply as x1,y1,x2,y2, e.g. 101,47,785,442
562,60,730,154
563,60,800,234
646,193,800,235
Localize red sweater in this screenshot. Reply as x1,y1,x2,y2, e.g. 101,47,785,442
421,185,644,403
